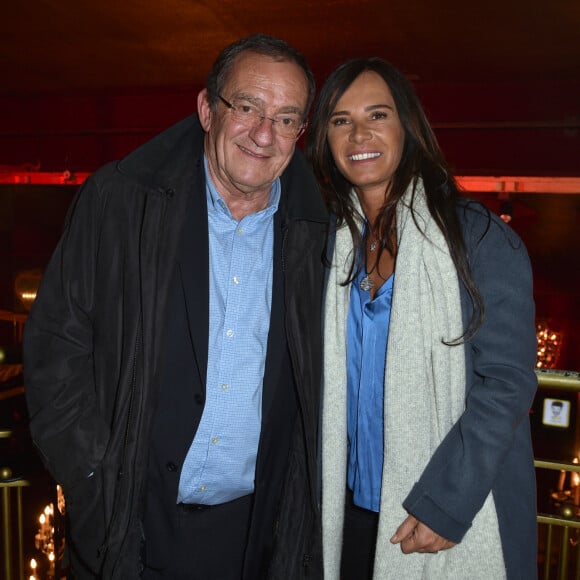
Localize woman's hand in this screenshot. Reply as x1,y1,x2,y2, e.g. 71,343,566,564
390,515,456,554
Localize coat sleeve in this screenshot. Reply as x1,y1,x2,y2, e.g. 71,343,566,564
402,207,537,543
23,173,111,490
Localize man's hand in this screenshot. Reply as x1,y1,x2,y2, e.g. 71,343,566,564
390,515,456,554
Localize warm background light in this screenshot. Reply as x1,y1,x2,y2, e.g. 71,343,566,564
536,321,563,369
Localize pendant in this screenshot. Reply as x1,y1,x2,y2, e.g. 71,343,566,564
360,275,374,292
369,240,377,252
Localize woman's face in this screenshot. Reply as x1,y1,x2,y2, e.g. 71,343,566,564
326,71,405,200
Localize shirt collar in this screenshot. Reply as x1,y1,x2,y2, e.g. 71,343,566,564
203,155,281,219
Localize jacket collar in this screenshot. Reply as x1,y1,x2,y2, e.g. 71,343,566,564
117,114,204,196
278,141,328,225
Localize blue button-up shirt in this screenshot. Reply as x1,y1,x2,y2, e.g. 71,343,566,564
346,265,394,512
177,157,280,504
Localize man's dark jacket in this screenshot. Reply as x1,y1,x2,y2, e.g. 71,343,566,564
23,115,328,578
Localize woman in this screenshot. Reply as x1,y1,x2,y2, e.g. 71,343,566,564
307,58,537,579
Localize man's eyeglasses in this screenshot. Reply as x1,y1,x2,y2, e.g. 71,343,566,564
218,95,307,140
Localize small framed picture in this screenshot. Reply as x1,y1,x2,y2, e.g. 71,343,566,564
542,398,571,428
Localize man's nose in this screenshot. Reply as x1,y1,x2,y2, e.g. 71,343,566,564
249,116,276,146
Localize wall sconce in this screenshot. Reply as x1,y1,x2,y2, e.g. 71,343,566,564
14,269,42,312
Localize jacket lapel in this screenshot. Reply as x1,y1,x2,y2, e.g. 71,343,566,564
261,210,286,418
177,175,209,390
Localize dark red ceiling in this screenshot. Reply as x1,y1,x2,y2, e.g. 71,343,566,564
2,0,580,94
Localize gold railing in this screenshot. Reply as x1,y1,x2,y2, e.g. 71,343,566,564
0,310,27,344
1,371,580,578
1,429,30,580
535,369,580,580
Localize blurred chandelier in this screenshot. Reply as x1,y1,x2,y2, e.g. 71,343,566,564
536,321,563,369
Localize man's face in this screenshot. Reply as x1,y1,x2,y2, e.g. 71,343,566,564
198,52,308,202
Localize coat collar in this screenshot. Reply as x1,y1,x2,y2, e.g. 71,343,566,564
116,114,203,197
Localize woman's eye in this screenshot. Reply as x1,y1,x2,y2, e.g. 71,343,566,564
371,111,388,120
330,117,349,126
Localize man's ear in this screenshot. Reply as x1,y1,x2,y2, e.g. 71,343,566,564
197,89,212,131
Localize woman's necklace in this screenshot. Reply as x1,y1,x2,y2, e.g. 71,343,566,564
360,234,379,291
360,272,374,292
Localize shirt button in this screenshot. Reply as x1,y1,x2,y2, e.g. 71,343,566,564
226,329,234,337
211,437,219,445
166,462,178,472
236,227,244,235
200,485,206,492
221,383,228,391
233,276,239,284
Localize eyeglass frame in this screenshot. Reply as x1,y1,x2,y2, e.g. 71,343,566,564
217,94,308,140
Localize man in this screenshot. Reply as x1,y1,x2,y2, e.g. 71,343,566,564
23,34,328,579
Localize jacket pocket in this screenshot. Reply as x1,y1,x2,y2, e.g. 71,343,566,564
63,466,108,577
